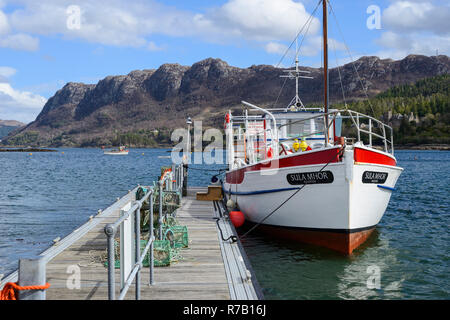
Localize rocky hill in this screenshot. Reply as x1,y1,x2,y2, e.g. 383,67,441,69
4,54,449,147
0,120,25,139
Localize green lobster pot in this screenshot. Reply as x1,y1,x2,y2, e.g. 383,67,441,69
152,191,181,215
104,239,121,269
169,225,189,248
141,239,172,267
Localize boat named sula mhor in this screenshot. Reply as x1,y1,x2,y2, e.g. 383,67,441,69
223,0,403,254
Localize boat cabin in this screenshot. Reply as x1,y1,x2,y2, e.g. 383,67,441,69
225,102,393,170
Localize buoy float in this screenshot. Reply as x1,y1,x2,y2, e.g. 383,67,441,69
229,211,245,228
267,147,273,158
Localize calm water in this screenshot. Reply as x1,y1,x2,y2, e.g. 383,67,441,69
0,149,448,299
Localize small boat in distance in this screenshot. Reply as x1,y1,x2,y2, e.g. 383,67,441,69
104,146,129,155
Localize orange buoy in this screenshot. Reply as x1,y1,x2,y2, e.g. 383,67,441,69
229,211,245,228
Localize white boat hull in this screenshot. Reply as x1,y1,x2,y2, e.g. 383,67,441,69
104,151,129,155
223,147,403,253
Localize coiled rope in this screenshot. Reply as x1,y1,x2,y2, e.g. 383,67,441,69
0,282,50,300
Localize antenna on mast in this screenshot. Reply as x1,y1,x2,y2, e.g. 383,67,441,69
280,37,313,111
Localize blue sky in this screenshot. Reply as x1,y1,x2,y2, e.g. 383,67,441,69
0,0,449,123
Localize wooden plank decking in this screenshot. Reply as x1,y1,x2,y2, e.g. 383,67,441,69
1,187,261,300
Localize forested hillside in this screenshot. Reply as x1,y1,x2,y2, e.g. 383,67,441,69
336,75,449,145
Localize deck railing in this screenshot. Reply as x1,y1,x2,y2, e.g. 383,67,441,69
342,109,394,154
104,163,184,300
229,105,394,163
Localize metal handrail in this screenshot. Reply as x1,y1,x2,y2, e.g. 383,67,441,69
104,163,184,300
104,188,154,300
229,107,394,155
242,101,279,157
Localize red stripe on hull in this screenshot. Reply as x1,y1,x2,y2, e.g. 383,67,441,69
256,225,376,255
226,147,341,184
354,147,396,166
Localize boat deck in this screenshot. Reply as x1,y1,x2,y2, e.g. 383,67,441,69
1,188,262,300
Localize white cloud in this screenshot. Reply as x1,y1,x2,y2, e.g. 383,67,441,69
5,0,198,48
265,36,345,61
0,83,47,123
374,1,450,58
0,33,39,51
382,1,450,35
147,41,165,52
0,9,9,34
265,42,289,55
0,66,16,80
0,66,47,123
376,31,450,57
200,0,320,42
296,36,346,57
3,0,320,51
0,8,39,51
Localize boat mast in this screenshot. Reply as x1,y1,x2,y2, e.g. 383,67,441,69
295,38,300,107
323,0,329,144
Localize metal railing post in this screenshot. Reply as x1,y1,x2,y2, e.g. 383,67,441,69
103,188,156,300
356,113,361,142
182,164,188,197
180,165,183,195
178,165,182,195
171,164,176,191
149,192,154,285
104,224,116,300
159,181,163,240
369,118,372,147
134,203,141,300
17,257,47,300
391,128,394,154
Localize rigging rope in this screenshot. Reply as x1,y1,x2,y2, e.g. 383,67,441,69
327,1,376,117
332,39,348,107
271,1,322,109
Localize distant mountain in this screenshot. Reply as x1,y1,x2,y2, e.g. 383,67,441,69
0,120,25,139
3,54,449,147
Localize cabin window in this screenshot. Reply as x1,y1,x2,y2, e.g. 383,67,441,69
287,119,311,137
312,118,325,136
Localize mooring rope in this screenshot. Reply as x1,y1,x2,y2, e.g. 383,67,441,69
213,201,237,243
0,282,51,300
185,166,227,173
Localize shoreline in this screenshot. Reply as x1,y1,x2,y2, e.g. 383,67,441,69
0,148,57,152
394,144,450,151
1,144,449,151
